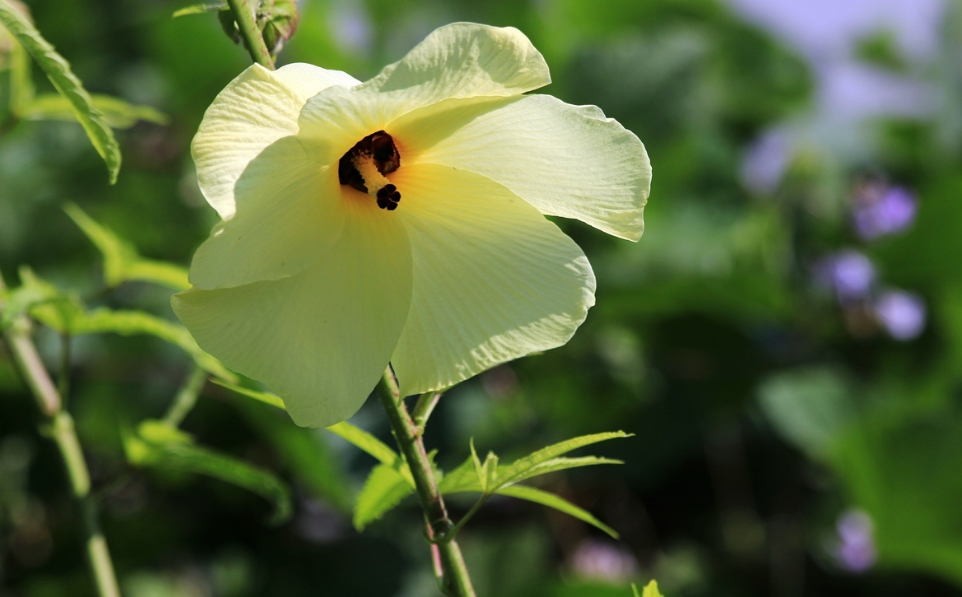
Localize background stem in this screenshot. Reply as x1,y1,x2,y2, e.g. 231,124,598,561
0,275,121,597
163,365,208,427
376,370,477,597
225,0,274,69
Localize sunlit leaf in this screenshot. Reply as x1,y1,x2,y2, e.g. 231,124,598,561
212,379,285,409
437,456,481,494
210,379,407,473
633,580,664,597
497,431,631,485
327,422,403,470
494,485,619,539
64,203,189,290
0,274,60,330
7,33,32,114
124,420,291,524
353,463,414,531
172,2,227,18
504,455,623,485
14,269,233,382
0,0,121,183
25,93,168,128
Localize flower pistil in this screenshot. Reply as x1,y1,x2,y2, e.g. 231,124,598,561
338,130,402,210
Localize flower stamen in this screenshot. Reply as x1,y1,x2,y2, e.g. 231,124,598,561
338,130,402,211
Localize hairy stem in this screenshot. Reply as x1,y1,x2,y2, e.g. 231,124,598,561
225,0,274,69
376,370,476,597
0,275,121,597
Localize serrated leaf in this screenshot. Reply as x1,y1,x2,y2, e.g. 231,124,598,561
173,2,227,17
494,485,619,539
437,456,482,494
353,463,415,531
25,93,168,128
124,419,291,524
64,203,189,290
469,439,487,493
0,0,120,183
498,431,632,486
505,456,623,485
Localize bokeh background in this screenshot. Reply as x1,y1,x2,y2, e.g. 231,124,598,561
3,0,962,595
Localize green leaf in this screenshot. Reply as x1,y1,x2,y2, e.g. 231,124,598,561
0,274,60,330
633,580,664,597
353,463,415,531
13,269,233,382
498,431,632,485
8,33,33,114
172,2,227,17
504,456,623,485
25,93,168,128
0,0,121,183
494,485,619,539
212,379,286,409
757,368,855,459
124,420,291,524
64,203,189,290
234,398,353,512
326,422,403,469
210,380,407,473
437,456,482,494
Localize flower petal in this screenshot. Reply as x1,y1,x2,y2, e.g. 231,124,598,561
388,163,596,397
392,94,651,241
173,199,413,428
187,137,346,290
356,22,550,122
193,62,359,219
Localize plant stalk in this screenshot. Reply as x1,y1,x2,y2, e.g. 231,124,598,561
163,365,208,427
225,0,275,69
0,275,121,597
376,370,476,597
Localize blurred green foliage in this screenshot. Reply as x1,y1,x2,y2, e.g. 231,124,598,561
2,0,962,596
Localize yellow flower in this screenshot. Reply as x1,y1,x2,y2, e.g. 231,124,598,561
173,23,650,427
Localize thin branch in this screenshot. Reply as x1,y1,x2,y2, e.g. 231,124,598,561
0,274,121,597
163,365,208,427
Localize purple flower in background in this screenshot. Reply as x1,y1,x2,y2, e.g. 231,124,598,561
570,539,638,583
852,183,918,240
874,290,926,339
814,250,876,302
833,509,877,573
741,127,791,195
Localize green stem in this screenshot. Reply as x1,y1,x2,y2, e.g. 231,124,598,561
225,0,274,69
58,332,71,404
447,496,488,541
163,365,208,427
0,276,121,597
376,370,476,597
412,391,442,432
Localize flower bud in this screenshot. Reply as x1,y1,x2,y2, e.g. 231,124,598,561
258,0,299,56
